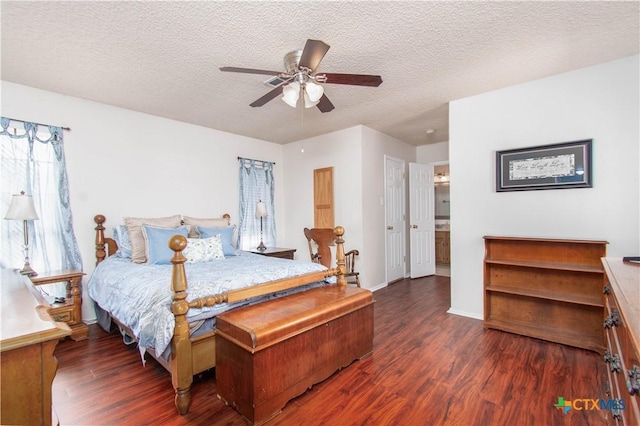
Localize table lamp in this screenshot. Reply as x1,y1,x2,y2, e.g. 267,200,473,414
4,191,39,276
255,200,268,251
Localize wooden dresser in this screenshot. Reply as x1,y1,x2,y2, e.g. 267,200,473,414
483,236,608,352
602,258,640,425
1,269,71,426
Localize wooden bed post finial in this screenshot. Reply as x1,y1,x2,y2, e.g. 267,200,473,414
169,235,189,289
94,214,106,265
334,226,347,287
169,234,193,415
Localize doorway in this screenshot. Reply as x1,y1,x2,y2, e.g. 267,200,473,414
434,163,450,277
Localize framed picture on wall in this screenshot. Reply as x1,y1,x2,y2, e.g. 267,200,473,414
496,139,593,192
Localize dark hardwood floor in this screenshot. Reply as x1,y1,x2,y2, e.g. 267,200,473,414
53,276,610,425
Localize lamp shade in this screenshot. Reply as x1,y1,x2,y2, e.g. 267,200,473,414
255,201,268,218
4,192,39,220
282,81,300,108
304,91,320,108
305,81,324,102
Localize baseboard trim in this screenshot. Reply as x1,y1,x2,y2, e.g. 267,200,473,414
446,307,483,321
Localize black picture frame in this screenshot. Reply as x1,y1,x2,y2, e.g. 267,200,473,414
496,139,592,192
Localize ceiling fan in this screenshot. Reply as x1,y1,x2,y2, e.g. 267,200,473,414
220,39,383,113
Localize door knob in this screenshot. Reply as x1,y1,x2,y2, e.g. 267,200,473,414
411,225,418,229
387,226,393,230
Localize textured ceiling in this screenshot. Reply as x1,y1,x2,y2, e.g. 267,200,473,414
1,1,638,146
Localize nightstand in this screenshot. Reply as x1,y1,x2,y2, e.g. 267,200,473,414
31,269,88,341
248,247,296,260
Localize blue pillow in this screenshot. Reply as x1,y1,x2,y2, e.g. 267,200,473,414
141,225,189,265
196,225,237,256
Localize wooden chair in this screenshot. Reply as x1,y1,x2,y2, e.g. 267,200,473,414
304,227,361,287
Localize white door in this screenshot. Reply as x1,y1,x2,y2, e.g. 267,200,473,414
385,156,405,283
409,163,436,278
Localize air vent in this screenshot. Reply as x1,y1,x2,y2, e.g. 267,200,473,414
264,76,290,88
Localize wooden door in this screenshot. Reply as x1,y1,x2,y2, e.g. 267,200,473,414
314,167,334,228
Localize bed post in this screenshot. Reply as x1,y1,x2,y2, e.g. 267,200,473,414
334,226,347,287
169,235,193,415
94,215,106,265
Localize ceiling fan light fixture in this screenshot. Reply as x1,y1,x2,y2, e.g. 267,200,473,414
304,91,320,108
222,39,381,113
282,81,300,107
305,81,324,102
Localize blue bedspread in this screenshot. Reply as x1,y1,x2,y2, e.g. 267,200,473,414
87,251,330,356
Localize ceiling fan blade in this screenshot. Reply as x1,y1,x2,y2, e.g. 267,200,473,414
316,94,335,113
250,87,283,107
220,66,282,76
299,39,330,73
322,73,383,87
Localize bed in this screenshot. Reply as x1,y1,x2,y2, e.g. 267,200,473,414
90,214,350,415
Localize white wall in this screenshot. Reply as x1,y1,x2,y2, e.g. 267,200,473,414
449,55,640,319
1,81,284,321
417,141,449,164
282,126,364,272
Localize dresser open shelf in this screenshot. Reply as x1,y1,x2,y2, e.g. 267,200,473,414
483,236,608,353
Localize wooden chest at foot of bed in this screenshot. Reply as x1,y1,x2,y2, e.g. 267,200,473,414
215,284,374,425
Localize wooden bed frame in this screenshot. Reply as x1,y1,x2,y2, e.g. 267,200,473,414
93,214,348,415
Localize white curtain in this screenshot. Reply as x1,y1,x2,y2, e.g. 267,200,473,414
0,117,82,274
237,158,276,250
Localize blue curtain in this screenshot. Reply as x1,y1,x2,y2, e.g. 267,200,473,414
0,117,82,273
238,158,276,250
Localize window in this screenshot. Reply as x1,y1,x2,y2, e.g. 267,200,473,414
0,117,82,273
237,158,276,250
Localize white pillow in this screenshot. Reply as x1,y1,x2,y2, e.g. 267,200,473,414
183,235,225,263
182,215,230,238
